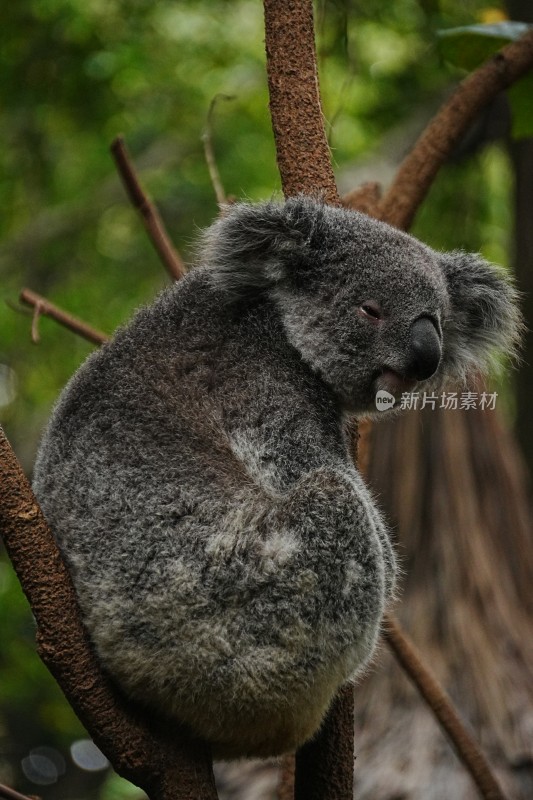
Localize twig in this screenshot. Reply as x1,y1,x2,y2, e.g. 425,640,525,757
377,29,533,230
263,0,339,205
202,95,234,206
30,302,42,344
0,783,39,800
278,755,295,800
110,136,185,281
383,613,507,800
19,290,109,346
0,428,219,800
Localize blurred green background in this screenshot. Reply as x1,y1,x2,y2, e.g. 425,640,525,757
0,1,530,798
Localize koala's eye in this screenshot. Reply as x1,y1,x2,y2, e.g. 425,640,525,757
359,302,383,322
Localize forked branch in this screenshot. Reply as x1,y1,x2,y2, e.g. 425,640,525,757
20,289,109,346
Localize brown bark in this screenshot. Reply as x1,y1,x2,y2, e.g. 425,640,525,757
278,756,296,800
377,29,533,229
342,182,382,217
0,428,218,800
110,136,186,281
383,615,506,800
0,784,38,800
19,289,109,346
263,0,339,205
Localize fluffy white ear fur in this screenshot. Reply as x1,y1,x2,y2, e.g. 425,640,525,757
440,251,522,381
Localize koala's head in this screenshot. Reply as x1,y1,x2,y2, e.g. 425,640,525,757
201,197,521,414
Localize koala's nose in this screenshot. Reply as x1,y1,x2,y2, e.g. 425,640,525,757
406,317,441,381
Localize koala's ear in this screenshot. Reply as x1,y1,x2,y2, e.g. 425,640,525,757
198,197,325,300
440,251,523,379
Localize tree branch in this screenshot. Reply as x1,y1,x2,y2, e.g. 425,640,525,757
377,29,533,229
383,614,506,800
19,289,109,346
342,181,382,217
202,95,234,206
263,0,339,205
110,136,186,281
0,428,218,800
278,755,296,800
0,783,38,800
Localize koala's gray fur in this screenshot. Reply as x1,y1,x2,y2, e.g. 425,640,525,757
32,197,520,759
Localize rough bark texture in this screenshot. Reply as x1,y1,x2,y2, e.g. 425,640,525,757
263,0,339,205
377,29,533,230
110,136,185,280
20,289,109,346
0,428,218,800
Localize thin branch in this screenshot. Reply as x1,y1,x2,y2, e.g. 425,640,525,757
0,783,39,800
263,0,339,205
383,614,507,800
110,136,185,281
30,302,42,344
202,95,234,206
19,289,109,346
0,428,218,800
278,755,295,800
377,29,533,229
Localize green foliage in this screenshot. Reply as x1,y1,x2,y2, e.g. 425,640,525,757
438,21,533,137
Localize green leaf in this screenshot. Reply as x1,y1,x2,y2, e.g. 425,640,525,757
438,22,533,140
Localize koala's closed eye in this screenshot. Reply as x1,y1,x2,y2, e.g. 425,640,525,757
359,301,383,321
32,197,520,759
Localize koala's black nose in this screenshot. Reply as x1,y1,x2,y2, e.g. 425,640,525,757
406,317,441,381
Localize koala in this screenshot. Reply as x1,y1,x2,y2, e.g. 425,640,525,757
32,197,520,759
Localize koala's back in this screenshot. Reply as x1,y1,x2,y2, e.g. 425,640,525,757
33,270,380,757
